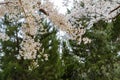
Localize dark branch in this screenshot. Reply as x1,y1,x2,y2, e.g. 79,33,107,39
109,5,120,14
112,13,120,19
39,9,49,16
0,1,13,5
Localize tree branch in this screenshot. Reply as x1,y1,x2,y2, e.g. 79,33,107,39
0,1,13,5
39,9,49,16
109,5,120,14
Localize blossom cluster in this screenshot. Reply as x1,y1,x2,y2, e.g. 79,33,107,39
67,0,120,28
0,32,9,41
19,36,41,59
0,0,43,60
83,37,91,44
40,0,86,43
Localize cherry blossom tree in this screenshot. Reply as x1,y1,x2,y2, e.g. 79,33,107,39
0,0,120,80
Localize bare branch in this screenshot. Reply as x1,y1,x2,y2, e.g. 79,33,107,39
112,13,120,19
109,5,120,14
0,1,13,5
39,9,49,16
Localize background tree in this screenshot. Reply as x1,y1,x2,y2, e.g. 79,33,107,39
61,18,120,80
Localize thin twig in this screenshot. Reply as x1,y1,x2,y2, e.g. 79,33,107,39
18,0,27,17
109,5,120,14
113,13,120,19
0,1,13,5
39,8,49,16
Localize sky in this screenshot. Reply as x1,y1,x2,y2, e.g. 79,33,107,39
0,0,3,2
50,0,73,14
